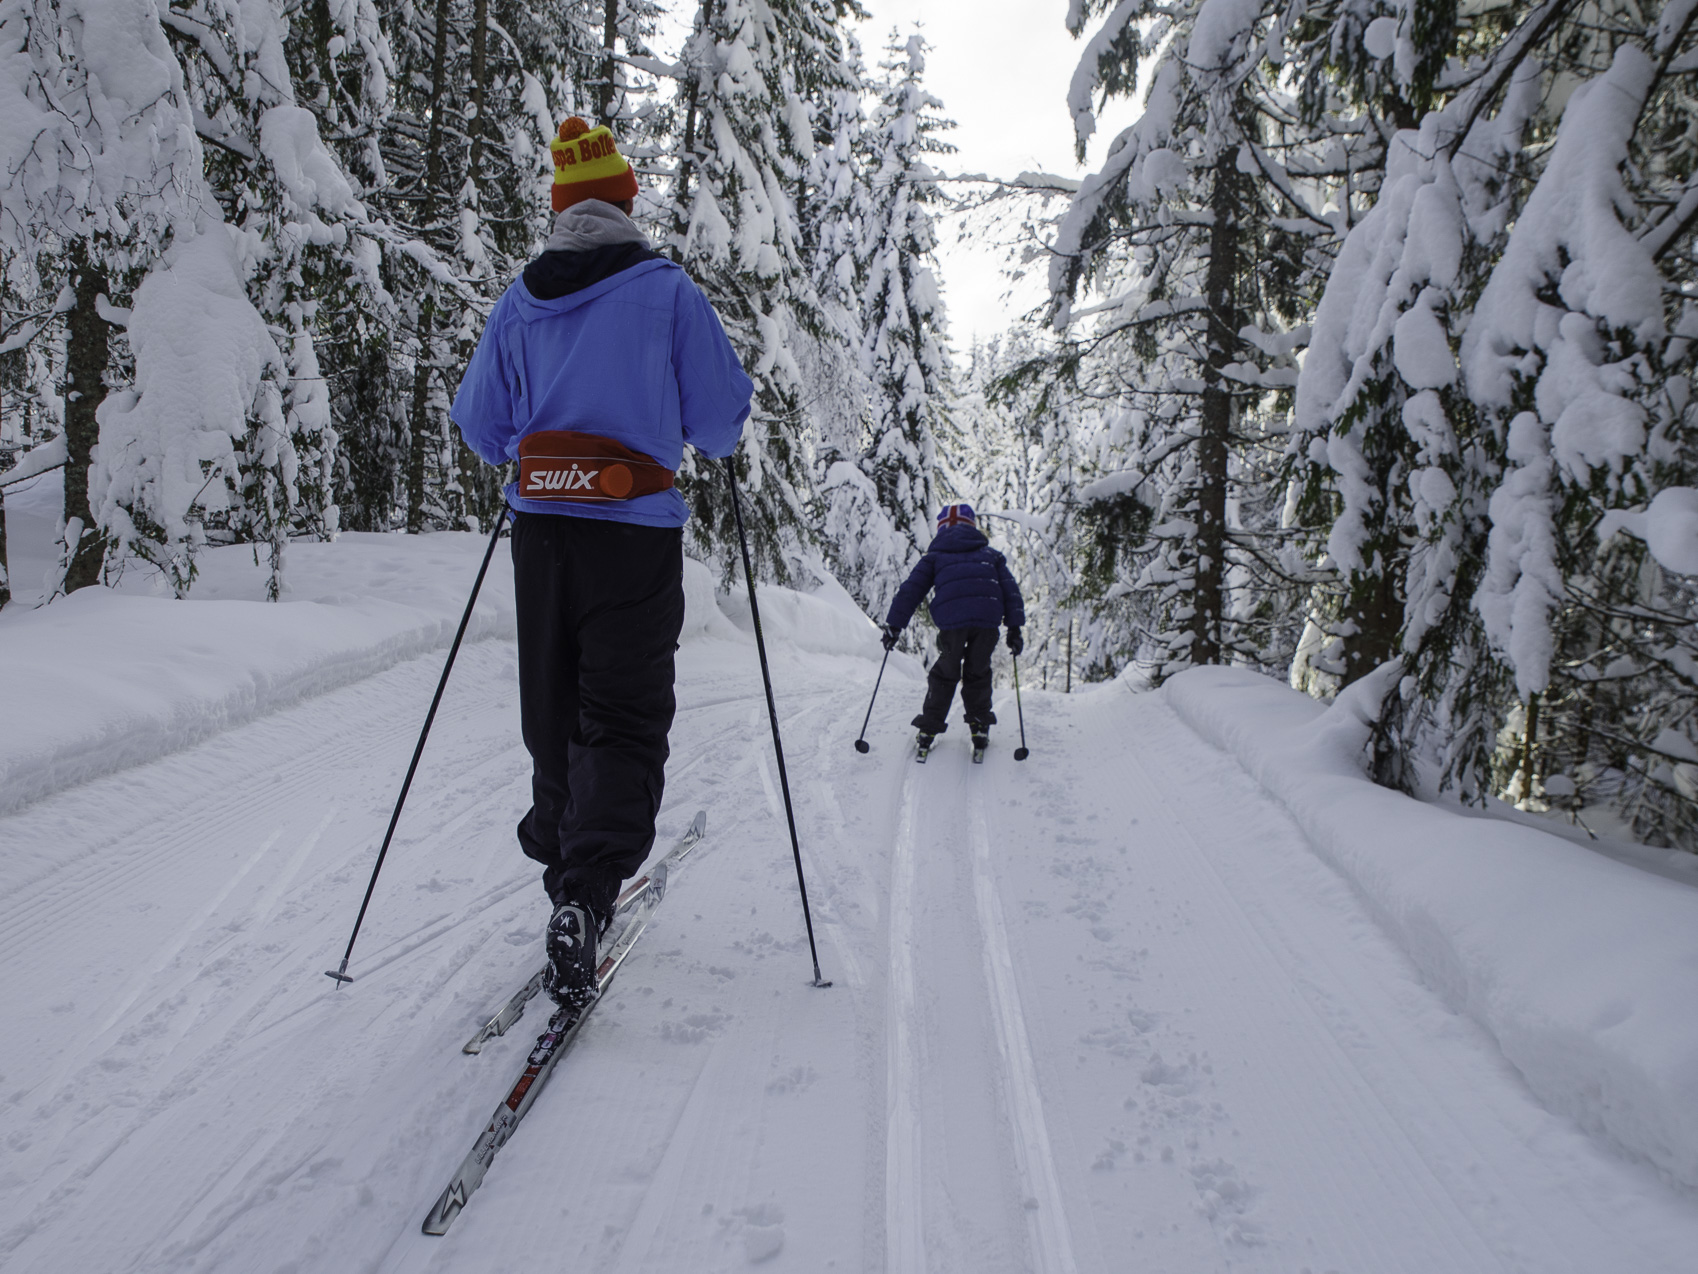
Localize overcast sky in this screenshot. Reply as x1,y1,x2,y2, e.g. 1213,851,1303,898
853,0,1132,352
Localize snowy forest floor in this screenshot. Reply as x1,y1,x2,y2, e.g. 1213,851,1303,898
3,530,1698,1271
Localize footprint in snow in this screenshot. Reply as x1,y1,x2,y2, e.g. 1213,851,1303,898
730,1204,785,1264
659,1010,729,1044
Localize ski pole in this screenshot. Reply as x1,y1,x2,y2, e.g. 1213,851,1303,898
854,646,892,753
1012,653,1030,762
326,505,511,986
723,458,831,988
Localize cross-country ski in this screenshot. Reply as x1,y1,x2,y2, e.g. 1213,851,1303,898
423,811,706,1234
8,2,1698,1271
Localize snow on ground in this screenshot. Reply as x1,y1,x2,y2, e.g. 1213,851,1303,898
3,531,1698,1271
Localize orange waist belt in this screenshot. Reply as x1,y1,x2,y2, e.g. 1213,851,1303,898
517,431,676,502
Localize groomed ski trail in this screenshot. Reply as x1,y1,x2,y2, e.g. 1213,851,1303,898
4,633,1698,1270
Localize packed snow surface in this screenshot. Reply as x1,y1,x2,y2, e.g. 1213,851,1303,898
3,534,1698,1271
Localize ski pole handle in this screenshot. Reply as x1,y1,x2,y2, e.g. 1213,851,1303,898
855,646,891,753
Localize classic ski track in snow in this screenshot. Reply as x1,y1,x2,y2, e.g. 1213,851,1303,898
6,629,1698,1271
969,796,1080,1274
883,767,926,1273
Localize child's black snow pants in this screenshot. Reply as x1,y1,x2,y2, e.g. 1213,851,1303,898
914,626,999,735
510,510,684,921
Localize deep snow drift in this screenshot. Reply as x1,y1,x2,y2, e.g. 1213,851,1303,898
3,530,1698,1272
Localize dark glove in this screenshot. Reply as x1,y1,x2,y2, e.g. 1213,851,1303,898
881,623,901,652
1006,626,1024,656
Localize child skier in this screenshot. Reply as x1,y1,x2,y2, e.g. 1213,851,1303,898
451,117,752,1012
882,504,1026,758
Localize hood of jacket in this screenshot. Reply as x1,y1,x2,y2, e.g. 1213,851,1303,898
930,524,989,554
518,200,664,310
545,199,650,253
521,242,664,304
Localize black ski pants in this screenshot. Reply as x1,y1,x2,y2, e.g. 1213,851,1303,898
511,511,685,921
914,626,999,734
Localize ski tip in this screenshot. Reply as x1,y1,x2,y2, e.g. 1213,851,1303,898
688,809,707,838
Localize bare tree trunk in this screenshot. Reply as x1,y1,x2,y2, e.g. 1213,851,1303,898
1191,153,1239,667
1340,564,1404,687
671,1,718,260
469,0,490,174
0,481,10,610
407,0,454,533
1518,691,1541,799
598,0,620,126
63,241,111,591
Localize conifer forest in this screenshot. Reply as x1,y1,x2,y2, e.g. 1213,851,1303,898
4,0,1698,855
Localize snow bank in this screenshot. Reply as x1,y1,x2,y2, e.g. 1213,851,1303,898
717,575,886,661
1164,666,1698,1190
681,556,744,642
0,533,881,815
0,533,518,815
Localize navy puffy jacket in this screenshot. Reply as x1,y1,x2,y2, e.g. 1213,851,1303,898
886,525,1026,632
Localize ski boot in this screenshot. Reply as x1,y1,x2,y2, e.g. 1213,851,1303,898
543,900,605,1014
968,721,991,764
915,731,935,763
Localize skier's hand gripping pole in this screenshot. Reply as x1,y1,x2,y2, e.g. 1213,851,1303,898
723,459,831,988
325,505,511,986
854,646,892,753
1012,654,1030,762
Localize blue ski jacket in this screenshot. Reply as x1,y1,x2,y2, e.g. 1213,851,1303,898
451,253,752,526
887,524,1027,632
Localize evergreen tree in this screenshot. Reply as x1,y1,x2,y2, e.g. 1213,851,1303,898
377,0,592,535
0,0,205,594
663,0,857,579
815,29,952,620
1049,0,1311,682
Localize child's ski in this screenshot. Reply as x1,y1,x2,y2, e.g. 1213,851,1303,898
422,810,707,1234
915,732,934,763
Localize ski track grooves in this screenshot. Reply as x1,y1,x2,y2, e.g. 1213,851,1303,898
969,798,1080,1274
884,768,926,1273
10,628,1698,1271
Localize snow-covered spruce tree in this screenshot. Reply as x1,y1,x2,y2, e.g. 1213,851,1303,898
0,249,66,608
817,31,952,620
662,0,857,580
160,0,392,596
0,0,205,594
1457,14,1698,844
964,330,1106,686
283,0,412,539
1049,0,1313,683
1290,1,1698,846
378,0,592,534
1284,6,1542,746
807,31,885,612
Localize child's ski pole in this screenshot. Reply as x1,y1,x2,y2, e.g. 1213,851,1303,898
1012,654,1030,762
854,646,892,753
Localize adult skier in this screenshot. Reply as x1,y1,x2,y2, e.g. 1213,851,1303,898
882,503,1026,755
451,117,752,1012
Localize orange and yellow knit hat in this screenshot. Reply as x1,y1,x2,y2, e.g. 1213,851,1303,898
550,117,639,212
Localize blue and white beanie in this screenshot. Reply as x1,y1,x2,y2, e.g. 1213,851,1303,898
936,503,976,530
